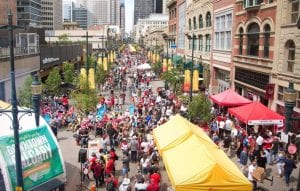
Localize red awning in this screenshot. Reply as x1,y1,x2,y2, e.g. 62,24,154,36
209,89,252,106
228,102,285,126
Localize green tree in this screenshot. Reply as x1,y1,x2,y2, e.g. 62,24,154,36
152,61,162,76
71,90,98,114
45,67,62,95
95,63,107,90
63,62,75,84
18,75,33,107
58,34,70,44
188,94,212,123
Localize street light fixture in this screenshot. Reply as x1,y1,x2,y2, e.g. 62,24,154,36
185,32,196,102
283,81,300,134
0,10,42,190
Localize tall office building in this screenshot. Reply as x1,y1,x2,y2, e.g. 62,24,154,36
72,2,88,29
120,3,125,37
154,0,163,13
63,1,72,22
41,0,63,30
86,0,120,27
0,1,17,25
16,0,42,27
134,0,154,24
112,0,120,26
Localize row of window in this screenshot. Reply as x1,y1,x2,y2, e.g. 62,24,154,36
188,34,211,52
238,23,270,58
169,8,176,19
188,12,212,31
278,85,300,107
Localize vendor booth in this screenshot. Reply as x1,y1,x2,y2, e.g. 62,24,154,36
209,89,252,106
228,102,285,126
153,115,217,153
0,101,66,191
162,135,252,191
153,114,252,191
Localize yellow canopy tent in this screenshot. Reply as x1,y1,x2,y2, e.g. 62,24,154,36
162,135,253,191
153,114,217,153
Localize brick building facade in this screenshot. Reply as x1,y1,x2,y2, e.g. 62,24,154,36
233,0,277,106
210,0,235,94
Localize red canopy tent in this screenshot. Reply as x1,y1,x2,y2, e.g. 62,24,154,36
209,89,252,106
228,102,285,126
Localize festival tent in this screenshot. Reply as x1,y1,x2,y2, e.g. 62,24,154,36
162,134,253,191
137,63,151,70
153,114,217,153
209,89,252,106
228,101,285,126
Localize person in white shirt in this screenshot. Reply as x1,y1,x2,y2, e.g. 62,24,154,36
248,160,257,190
256,135,264,147
219,120,225,139
134,177,148,191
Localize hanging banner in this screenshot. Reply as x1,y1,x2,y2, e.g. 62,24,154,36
184,70,191,92
167,58,172,71
148,51,151,60
265,83,275,100
113,51,116,61
156,54,160,63
88,68,95,89
80,68,87,89
162,58,168,72
110,52,114,63
97,57,102,66
0,125,64,191
192,69,199,92
103,57,108,71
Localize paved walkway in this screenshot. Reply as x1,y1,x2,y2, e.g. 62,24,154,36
58,78,300,191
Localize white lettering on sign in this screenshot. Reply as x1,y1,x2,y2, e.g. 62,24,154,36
42,57,60,64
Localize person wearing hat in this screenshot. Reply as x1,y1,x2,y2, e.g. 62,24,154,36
120,137,129,153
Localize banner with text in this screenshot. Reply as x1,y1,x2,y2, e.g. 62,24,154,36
0,125,64,191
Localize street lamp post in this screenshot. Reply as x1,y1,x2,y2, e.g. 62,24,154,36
0,11,42,191
283,82,300,134
186,33,196,102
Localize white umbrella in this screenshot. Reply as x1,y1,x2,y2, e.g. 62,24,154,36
137,63,151,70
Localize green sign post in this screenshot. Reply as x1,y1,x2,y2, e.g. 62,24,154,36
0,125,64,191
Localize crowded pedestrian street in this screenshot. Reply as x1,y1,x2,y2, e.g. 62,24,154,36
47,47,299,191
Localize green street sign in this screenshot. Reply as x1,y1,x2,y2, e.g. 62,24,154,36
0,125,64,191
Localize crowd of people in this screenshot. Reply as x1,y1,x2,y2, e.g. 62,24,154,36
41,46,299,191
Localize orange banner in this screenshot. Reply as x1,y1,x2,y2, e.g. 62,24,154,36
192,70,199,92
184,70,191,92
163,58,168,72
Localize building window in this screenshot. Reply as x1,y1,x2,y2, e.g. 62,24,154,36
247,23,260,56
214,11,232,51
189,18,192,30
277,86,284,101
206,12,212,27
205,34,211,52
264,24,270,58
285,40,296,73
199,14,203,28
0,81,5,101
199,35,203,51
291,0,300,23
193,16,197,29
239,28,244,55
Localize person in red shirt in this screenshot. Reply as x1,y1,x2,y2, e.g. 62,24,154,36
149,168,161,185
93,160,104,187
109,148,118,161
147,178,160,191
105,173,119,190
105,155,115,176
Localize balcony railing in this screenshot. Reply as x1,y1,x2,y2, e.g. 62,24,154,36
244,0,261,10
0,46,40,58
